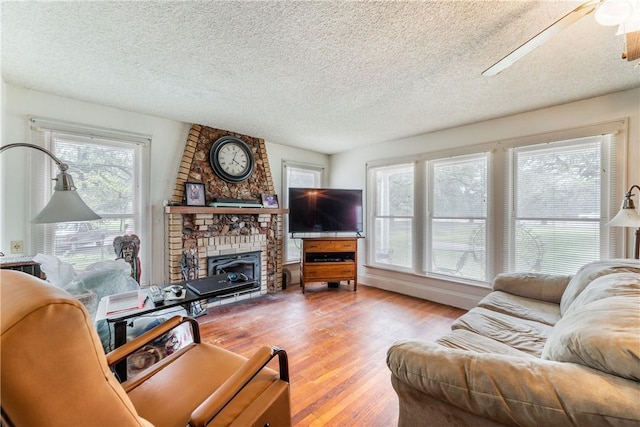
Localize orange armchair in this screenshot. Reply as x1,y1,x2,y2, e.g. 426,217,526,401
0,270,291,427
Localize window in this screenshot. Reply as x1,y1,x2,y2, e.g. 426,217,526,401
428,154,488,280
370,163,414,269
367,120,624,284
508,136,612,275
282,161,324,263
30,119,150,283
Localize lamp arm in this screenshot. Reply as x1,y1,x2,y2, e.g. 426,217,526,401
0,143,69,172
625,185,640,197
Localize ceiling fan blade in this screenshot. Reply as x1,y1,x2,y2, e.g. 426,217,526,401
482,0,600,76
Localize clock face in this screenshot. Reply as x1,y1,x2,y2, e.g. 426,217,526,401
209,137,255,183
218,142,249,176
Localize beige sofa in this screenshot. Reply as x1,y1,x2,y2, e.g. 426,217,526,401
387,259,640,426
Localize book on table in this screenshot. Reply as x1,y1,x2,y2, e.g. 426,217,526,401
105,290,146,314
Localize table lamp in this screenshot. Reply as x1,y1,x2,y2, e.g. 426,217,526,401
607,184,640,259
0,143,101,223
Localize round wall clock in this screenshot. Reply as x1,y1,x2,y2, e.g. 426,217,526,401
209,137,255,183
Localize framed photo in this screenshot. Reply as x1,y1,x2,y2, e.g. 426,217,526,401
261,194,279,208
185,182,206,206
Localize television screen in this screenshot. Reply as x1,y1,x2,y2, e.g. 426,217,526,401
288,188,363,234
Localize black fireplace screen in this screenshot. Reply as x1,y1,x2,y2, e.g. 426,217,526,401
207,251,261,284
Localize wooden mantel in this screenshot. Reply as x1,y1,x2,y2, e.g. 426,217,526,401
164,206,288,215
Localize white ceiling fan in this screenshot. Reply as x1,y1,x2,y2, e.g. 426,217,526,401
483,0,640,76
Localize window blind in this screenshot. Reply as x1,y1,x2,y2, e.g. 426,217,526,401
428,153,489,281
371,163,414,269
507,134,616,274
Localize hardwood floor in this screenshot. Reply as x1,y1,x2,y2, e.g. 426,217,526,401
197,283,466,427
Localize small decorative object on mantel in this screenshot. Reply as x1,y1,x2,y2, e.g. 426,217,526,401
209,197,263,208
261,194,279,208
184,182,206,206
209,136,255,183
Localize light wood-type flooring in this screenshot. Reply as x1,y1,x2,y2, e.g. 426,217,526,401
197,283,466,427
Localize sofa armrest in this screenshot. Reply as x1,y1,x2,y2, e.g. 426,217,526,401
493,273,572,303
387,340,640,426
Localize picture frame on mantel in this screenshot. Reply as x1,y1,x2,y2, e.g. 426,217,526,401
185,182,206,206
261,194,279,208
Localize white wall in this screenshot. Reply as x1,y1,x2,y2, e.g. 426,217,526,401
1,84,190,284
3,82,637,307
331,88,640,309
265,141,330,198
1,83,329,285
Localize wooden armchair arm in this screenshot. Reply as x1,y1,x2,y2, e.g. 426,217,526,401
106,315,200,366
189,346,289,427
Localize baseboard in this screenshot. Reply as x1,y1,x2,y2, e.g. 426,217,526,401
284,262,487,310
360,270,489,310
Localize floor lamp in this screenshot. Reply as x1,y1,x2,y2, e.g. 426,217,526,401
607,184,640,259
0,143,101,223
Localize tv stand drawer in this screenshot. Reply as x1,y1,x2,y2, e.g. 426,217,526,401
304,264,356,280
304,239,356,252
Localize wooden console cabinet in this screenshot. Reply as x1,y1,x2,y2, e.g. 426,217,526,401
300,237,357,293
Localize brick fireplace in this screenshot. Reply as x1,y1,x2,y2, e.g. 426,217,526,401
165,124,286,300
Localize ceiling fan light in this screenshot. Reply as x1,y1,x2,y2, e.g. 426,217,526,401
596,0,634,26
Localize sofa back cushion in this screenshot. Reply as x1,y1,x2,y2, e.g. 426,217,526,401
559,259,640,316
542,272,640,381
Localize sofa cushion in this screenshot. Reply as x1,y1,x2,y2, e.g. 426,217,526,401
451,307,553,357
493,272,572,304
478,291,561,326
559,259,640,316
542,273,640,381
436,329,536,358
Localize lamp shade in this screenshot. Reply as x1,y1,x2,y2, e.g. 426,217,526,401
32,188,101,223
607,207,640,227
1,143,102,223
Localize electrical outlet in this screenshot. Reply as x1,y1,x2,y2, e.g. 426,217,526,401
10,240,24,254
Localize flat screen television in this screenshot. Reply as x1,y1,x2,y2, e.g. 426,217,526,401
288,188,363,234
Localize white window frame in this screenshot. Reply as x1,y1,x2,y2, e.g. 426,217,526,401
366,119,628,285
282,160,324,263
506,135,616,274
426,153,490,281
367,162,416,272
29,117,151,284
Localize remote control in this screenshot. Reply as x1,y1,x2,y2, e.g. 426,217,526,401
148,286,164,303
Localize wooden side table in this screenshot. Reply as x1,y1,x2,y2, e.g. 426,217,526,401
0,256,43,278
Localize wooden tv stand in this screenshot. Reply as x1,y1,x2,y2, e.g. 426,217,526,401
300,237,357,293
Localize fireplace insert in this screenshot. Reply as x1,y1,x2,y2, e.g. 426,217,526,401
208,251,261,285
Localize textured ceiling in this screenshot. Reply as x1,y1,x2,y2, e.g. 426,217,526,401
1,1,638,154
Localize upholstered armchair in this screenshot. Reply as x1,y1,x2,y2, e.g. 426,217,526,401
0,270,291,427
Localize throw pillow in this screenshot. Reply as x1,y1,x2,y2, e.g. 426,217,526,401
563,272,640,318
559,259,640,316
542,288,640,381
